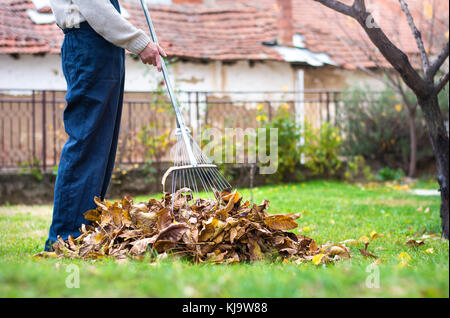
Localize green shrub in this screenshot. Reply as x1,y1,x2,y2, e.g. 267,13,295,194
257,107,344,181
303,122,342,177
376,166,405,182
209,103,304,184
260,104,303,183
18,158,43,181
339,86,443,171
344,155,374,182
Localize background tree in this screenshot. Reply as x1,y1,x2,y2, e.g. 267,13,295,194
328,0,447,177
314,0,449,238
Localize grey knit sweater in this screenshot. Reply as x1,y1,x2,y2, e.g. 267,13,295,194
50,0,151,55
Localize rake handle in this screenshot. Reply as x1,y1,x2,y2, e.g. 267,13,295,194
139,0,198,166
139,0,184,129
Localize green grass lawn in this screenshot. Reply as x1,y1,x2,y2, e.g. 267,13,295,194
0,180,448,297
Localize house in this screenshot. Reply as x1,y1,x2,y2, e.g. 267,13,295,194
2,0,447,93
0,0,447,170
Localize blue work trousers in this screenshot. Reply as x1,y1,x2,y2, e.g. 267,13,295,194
45,2,125,251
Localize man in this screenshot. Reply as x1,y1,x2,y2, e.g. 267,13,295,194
45,0,166,251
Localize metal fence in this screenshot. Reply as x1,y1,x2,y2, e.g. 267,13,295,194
0,89,343,171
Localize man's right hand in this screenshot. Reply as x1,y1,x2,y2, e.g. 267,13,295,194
139,42,167,72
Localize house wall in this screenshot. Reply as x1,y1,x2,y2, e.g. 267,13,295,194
0,54,383,94
0,54,67,91
173,59,295,92
0,54,296,94
303,65,385,91
0,54,159,92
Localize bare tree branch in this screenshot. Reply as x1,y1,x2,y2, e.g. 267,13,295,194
435,72,449,93
399,0,430,73
314,0,429,98
427,41,449,79
329,13,391,82
312,0,354,16
318,1,420,114
352,0,367,18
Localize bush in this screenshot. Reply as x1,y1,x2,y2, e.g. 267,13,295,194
209,103,345,184
208,102,304,185
344,155,374,182
256,107,344,182
338,86,447,172
303,122,342,177
260,104,303,183
18,158,43,181
376,167,405,182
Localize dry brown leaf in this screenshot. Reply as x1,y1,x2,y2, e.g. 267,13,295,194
157,208,172,230
216,190,238,215
83,209,101,222
33,251,58,259
264,214,298,231
134,211,158,233
340,239,359,246
325,245,351,258
156,223,189,242
406,239,425,247
359,242,377,259
154,240,176,253
94,196,108,211
130,237,155,255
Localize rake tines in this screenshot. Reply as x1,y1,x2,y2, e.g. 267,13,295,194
162,127,232,211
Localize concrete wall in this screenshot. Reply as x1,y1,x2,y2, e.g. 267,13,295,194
0,54,383,94
303,65,385,91
0,54,159,92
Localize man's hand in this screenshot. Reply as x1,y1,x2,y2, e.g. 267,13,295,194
139,42,167,72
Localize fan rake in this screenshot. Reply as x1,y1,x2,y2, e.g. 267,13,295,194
140,0,233,210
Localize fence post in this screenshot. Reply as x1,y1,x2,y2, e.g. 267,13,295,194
294,69,305,164
128,102,133,164
326,91,330,123
188,91,198,138
31,90,36,163
319,92,323,124
203,92,209,127
196,91,200,133
42,91,47,170
187,91,191,128
333,92,339,127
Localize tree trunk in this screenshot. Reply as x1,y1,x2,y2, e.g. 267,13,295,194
407,108,417,177
419,94,449,239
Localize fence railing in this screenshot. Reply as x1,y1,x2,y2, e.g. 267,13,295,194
0,89,343,171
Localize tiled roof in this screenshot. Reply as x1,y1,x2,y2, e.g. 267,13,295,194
0,0,50,54
0,0,448,69
125,3,281,60
288,0,449,68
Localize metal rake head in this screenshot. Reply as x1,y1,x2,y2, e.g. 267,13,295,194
161,127,232,211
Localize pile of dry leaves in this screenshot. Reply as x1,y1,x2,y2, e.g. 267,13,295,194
39,188,351,264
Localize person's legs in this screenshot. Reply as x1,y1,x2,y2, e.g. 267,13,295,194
100,67,125,200
45,25,125,251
